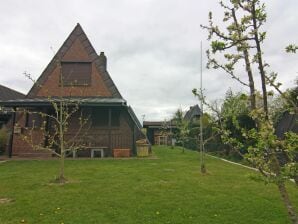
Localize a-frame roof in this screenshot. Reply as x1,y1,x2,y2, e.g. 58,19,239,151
27,23,122,99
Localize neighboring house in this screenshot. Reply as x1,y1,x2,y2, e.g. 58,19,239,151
0,84,25,128
143,121,176,146
275,111,298,139
0,23,144,157
143,104,202,145
184,104,202,122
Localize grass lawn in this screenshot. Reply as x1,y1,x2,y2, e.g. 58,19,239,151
0,146,297,224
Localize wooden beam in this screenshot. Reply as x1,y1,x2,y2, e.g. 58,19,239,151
132,124,136,155
108,108,111,156
8,107,16,158
44,109,50,147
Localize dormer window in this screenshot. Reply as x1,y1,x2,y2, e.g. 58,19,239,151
61,61,92,86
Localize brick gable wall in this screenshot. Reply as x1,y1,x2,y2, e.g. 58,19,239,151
35,38,112,97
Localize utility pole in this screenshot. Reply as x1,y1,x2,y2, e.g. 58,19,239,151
200,41,206,173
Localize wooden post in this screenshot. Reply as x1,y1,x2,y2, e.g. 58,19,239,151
8,107,16,158
108,108,111,156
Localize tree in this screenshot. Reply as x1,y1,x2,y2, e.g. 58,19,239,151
199,1,298,223
201,1,257,111
18,65,90,183
286,44,298,54
221,90,256,156
172,108,190,153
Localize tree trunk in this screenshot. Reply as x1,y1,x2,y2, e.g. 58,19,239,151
277,183,298,224
59,152,65,181
271,152,298,224
251,3,268,119
231,8,256,110
200,164,206,173
243,49,257,110
58,101,66,183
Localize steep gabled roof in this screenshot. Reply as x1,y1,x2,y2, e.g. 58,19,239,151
184,104,202,121
27,23,122,99
0,84,25,101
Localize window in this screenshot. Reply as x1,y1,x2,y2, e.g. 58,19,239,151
25,112,42,128
91,109,121,127
61,62,92,86
92,108,108,127
111,110,120,127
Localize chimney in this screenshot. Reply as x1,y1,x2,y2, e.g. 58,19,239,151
98,52,107,70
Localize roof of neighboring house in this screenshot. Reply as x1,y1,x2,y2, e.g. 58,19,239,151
275,111,298,139
27,23,122,99
143,121,176,129
184,104,202,121
0,97,126,107
0,84,25,101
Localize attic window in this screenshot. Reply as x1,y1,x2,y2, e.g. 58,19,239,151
61,62,92,86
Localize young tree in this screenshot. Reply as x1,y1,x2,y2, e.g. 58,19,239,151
199,1,298,222
18,65,90,183
201,1,257,111
172,108,190,153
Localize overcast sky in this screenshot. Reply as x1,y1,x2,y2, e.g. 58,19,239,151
0,0,297,121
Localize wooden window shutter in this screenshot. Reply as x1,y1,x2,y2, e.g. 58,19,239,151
61,62,92,86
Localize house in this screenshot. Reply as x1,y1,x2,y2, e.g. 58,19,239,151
275,111,298,139
0,84,25,128
184,105,201,122
0,23,144,157
143,120,176,145
143,104,201,145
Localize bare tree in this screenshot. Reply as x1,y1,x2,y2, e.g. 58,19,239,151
18,63,90,183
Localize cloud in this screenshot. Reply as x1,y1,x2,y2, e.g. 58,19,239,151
0,0,297,121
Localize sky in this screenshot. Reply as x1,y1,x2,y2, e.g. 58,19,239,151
0,0,297,121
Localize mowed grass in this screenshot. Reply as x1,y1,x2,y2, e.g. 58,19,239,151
0,146,297,224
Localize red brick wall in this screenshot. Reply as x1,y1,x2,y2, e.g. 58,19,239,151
35,38,112,97
12,112,45,155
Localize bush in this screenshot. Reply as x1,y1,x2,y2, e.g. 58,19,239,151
184,138,198,150
0,127,8,154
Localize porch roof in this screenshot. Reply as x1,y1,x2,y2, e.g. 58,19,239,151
0,97,127,107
